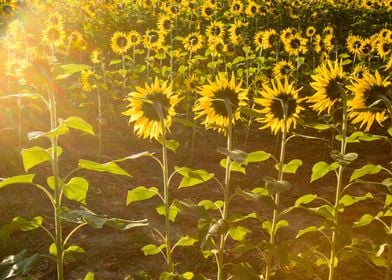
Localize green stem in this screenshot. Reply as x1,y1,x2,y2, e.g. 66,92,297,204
265,101,288,280
328,91,348,280
217,107,233,280
48,86,63,280
97,88,102,161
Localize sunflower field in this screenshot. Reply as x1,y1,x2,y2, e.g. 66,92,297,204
0,0,391,279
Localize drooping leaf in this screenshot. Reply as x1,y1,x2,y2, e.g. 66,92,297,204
310,161,339,182
21,146,50,172
217,148,248,163
141,244,166,256
175,236,198,247
175,167,214,188
0,174,35,189
306,123,332,130
231,262,260,280
350,164,382,182
155,204,179,222
229,213,257,223
338,193,373,210
157,138,179,153
0,216,42,242
173,199,210,220
236,188,277,209
220,159,246,174
246,150,271,163
113,151,155,162
63,177,89,204
295,194,317,206
307,205,335,221
347,131,384,143
126,186,158,205
330,150,358,166
0,250,40,280
296,226,325,238
198,200,223,210
229,226,251,241
56,64,91,80
264,177,291,195
353,214,374,228
62,116,95,136
83,272,95,280
79,159,131,176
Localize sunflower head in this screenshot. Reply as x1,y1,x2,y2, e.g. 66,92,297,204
123,77,181,139
111,31,131,54
81,69,99,92
183,32,204,53
348,70,392,131
308,60,347,114
42,23,65,47
254,77,305,134
193,72,248,133
90,48,104,64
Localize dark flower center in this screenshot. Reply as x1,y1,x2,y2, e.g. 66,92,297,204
3,5,13,14
233,3,240,11
290,38,300,49
142,93,171,121
189,35,198,45
363,85,390,110
149,32,159,43
211,87,239,117
171,6,179,14
268,34,278,45
250,6,257,13
163,20,172,30
326,77,344,100
362,43,372,54
270,93,297,119
205,7,213,16
280,65,292,75
352,40,361,49
131,35,138,43
116,36,127,48
211,26,221,36
48,28,60,41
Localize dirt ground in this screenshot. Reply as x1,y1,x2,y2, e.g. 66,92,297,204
0,109,391,279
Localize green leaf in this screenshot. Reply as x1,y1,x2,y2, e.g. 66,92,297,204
306,123,332,130
174,199,209,220
56,64,91,80
347,131,384,142
311,161,339,182
79,159,131,176
275,219,289,235
229,226,251,241
217,148,248,163
307,205,335,221
262,220,272,235
353,214,374,228
330,150,358,166
175,167,214,188
63,177,89,204
236,188,277,209
159,272,174,280
246,150,271,163
175,236,198,247
113,151,154,162
220,159,246,174
181,272,194,280
350,164,382,182
126,186,158,205
0,174,35,189
62,116,95,136
388,127,392,137
296,226,325,238
63,245,85,262
141,244,165,256
198,199,223,210
206,219,230,236
0,250,40,279
231,262,259,280
155,205,179,222
295,194,317,206
280,159,302,174
0,216,42,242
21,146,50,171
157,138,179,153
338,193,373,209
83,272,95,280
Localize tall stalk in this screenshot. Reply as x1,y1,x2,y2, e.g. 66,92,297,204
264,101,288,280
217,104,233,280
48,85,64,280
328,90,348,280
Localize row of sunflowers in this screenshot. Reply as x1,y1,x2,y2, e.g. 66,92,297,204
0,0,391,279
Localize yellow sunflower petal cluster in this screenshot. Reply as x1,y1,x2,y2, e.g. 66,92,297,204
347,70,391,131
182,32,204,53
111,31,132,54
193,72,248,133
123,77,181,139
81,69,99,92
308,60,347,114
254,77,305,134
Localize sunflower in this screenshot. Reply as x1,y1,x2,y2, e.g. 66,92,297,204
385,0,392,11
254,77,305,134
228,20,247,46
68,31,87,51
111,31,131,54
143,29,165,50
376,38,391,60
313,34,322,53
245,0,259,16
308,60,347,114
359,38,373,57
23,56,54,89
200,2,215,20
81,69,98,92
348,70,391,131
351,64,370,80
42,23,65,47
346,35,363,56
193,72,248,133
207,38,227,57
157,14,174,34
184,73,199,92
273,60,295,80
128,30,142,47
283,33,308,56
262,28,279,50
306,26,316,38
254,30,265,52
90,48,104,64
1,0,16,17
182,32,204,53
280,27,297,43
123,77,181,139
323,34,336,52
206,21,225,40
230,0,244,16
47,11,64,26
323,26,334,36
